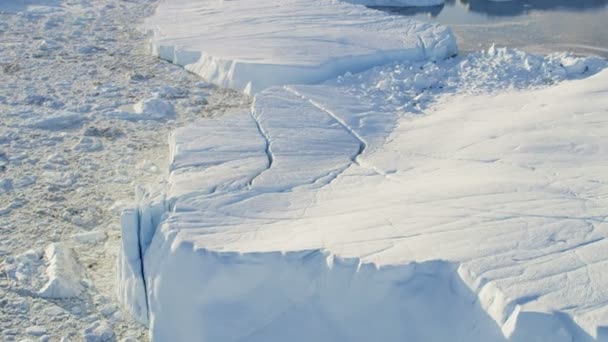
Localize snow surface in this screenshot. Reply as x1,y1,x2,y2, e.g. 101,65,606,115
144,0,457,94
118,39,608,340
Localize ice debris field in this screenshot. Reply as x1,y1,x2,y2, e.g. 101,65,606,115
2,0,608,341
0,0,245,340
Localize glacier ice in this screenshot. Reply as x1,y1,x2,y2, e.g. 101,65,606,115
143,0,457,94
119,64,608,340
39,243,85,299
116,0,608,340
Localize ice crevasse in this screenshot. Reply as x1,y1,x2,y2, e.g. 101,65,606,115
119,0,608,341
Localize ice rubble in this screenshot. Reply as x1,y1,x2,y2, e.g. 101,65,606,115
39,243,86,298
2,243,86,299
143,0,456,94
0,0,62,13
1,0,245,338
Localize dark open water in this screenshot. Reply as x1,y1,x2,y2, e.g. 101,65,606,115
374,0,608,57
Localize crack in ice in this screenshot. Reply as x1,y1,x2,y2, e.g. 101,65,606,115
284,85,402,183
247,97,274,188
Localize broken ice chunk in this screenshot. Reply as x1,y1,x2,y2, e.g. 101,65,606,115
133,96,175,120
38,243,86,299
107,96,175,121
25,112,86,130
153,85,188,99
73,136,103,152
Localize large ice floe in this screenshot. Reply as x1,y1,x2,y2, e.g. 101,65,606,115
143,0,456,94
120,0,608,341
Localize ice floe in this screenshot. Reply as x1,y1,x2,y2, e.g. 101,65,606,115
118,1,608,341
144,0,457,93
119,46,608,340
119,63,608,342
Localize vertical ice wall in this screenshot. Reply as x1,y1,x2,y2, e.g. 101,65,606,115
117,195,166,326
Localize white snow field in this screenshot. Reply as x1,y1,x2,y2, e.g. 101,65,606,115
122,1,608,338
143,0,457,94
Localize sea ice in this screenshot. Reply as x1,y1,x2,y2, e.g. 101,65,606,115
39,243,86,299
119,62,608,341
24,112,86,130
144,0,457,93
72,231,107,245
82,321,115,342
108,96,176,121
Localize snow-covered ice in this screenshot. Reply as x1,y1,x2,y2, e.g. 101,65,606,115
144,0,457,93
38,243,86,298
83,320,115,342
116,0,608,340
118,31,608,340
3,0,608,339
108,96,176,122
123,63,608,341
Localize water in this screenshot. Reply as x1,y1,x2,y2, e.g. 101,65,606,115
373,0,608,57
